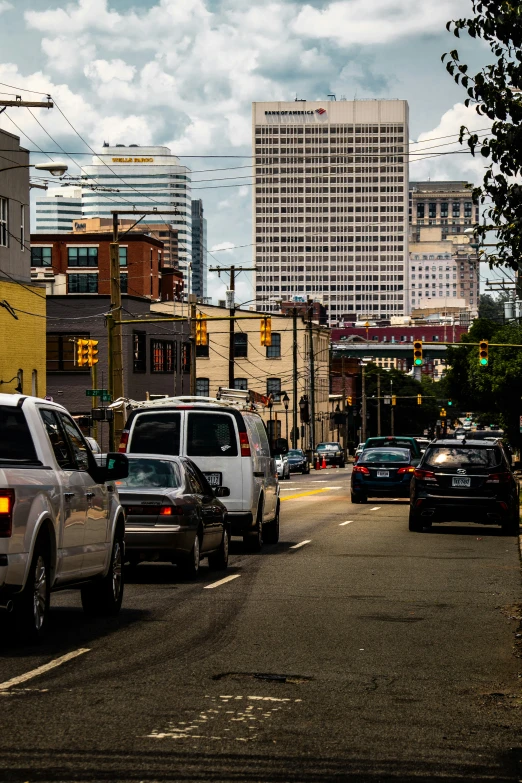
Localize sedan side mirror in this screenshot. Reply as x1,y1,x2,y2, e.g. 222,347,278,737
214,486,230,497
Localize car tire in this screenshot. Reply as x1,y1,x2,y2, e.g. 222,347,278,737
263,501,280,545
408,509,424,532
81,531,124,616
14,535,51,642
180,531,202,578
501,506,520,536
351,492,366,504
208,524,230,570
244,504,263,552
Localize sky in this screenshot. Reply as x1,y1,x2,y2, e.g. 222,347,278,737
0,0,496,304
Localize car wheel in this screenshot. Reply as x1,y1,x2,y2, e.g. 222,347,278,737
208,524,230,570
408,509,424,532
181,531,202,578
501,506,520,536
263,501,280,545
14,536,50,642
351,492,366,504
81,530,124,616
244,504,263,552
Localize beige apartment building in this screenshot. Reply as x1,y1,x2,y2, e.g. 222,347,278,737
252,99,410,325
151,301,331,448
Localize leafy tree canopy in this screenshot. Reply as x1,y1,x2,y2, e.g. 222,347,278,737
443,2,522,271
478,291,512,322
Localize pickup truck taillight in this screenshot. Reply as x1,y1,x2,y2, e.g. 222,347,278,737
0,490,14,537
118,430,129,453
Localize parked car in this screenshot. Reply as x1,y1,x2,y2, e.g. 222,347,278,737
274,453,290,480
0,394,128,641
415,438,430,454
409,438,520,534
354,443,365,463
351,447,415,503
85,436,102,454
363,436,422,466
314,442,345,467
287,449,310,474
119,395,286,550
115,454,230,577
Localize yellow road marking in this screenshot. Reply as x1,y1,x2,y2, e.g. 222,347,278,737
280,488,329,502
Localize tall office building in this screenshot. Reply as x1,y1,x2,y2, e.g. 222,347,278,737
409,181,480,239
191,199,207,299
34,187,82,233
252,100,409,323
81,145,192,274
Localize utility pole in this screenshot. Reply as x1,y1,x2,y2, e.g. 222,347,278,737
377,373,381,436
208,265,255,389
190,299,197,395
0,97,53,113
390,379,395,436
341,355,346,457
361,364,367,442
308,311,316,452
109,209,180,449
292,308,298,449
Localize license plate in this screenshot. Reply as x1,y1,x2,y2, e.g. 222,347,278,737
377,470,389,478
203,472,222,487
452,476,471,488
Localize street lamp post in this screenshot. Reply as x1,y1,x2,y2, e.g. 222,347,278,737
0,162,68,176
282,392,290,442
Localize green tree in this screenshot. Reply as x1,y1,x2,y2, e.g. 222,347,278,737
443,2,522,271
478,292,511,322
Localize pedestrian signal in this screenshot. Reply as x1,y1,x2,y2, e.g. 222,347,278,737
87,339,99,366
413,340,423,366
479,339,489,366
347,396,353,406
417,394,422,405
195,314,208,346
392,395,397,406
260,316,272,347
77,339,89,367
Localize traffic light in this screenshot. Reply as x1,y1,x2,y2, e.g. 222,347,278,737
417,394,422,405
413,339,423,366
87,339,99,366
392,395,397,406
77,339,89,367
448,400,453,406
195,314,208,346
440,408,447,418
347,396,353,406
299,395,310,424
479,339,489,366
260,316,272,346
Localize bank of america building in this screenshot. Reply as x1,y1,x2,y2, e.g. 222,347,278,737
252,100,409,323
81,145,192,273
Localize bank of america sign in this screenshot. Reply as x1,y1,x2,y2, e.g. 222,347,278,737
264,109,327,116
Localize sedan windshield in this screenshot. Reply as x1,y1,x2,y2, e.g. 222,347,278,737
117,458,181,488
361,449,411,463
424,447,502,469
317,443,339,450
288,450,304,458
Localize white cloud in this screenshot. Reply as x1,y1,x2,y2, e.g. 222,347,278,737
84,59,136,84
0,2,13,14
210,241,235,253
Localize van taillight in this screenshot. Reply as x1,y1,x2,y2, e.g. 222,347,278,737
0,490,14,537
239,432,251,457
118,430,129,453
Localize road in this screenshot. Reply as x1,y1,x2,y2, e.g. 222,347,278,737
1,467,521,782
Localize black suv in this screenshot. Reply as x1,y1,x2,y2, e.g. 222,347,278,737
409,439,520,535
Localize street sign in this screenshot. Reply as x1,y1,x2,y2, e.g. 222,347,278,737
101,392,112,402
383,396,391,405
86,389,107,397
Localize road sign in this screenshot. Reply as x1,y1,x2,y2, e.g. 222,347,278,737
86,389,107,397
383,396,391,405
101,392,112,402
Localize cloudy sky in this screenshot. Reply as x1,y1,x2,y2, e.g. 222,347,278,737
0,0,492,303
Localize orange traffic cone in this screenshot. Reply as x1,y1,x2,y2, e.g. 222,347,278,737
321,455,327,469
315,457,321,470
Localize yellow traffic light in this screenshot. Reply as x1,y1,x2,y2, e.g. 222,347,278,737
392,395,397,406
260,316,272,346
87,339,99,366
77,339,89,367
347,396,353,406
417,394,422,405
479,339,489,366
413,339,423,366
195,314,208,346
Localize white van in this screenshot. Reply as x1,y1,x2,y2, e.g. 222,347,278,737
118,395,285,550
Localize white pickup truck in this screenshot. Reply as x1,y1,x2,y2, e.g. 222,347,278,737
0,394,128,640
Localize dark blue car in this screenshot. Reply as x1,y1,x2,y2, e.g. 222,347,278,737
287,449,310,474
351,447,414,504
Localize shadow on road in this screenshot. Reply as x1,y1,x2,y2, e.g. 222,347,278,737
426,524,509,537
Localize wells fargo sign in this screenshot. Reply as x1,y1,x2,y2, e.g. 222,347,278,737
111,157,154,163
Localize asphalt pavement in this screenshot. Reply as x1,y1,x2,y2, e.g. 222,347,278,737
1,466,521,782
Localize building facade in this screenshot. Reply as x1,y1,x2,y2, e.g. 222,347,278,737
151,300,331,449
34,187,82,233
80,145,192,275
409,181,480,242
252,99,409,325
30,231,164,299
0,128,46,397
191,199,207,299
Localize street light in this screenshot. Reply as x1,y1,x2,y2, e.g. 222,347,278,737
0,161,68,176
282,392,290,442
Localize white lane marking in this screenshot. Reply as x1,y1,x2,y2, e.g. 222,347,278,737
311,480,327,483
279,487,300,491
290,540,312,550
204,574,241,590
371,507,381,511
0,648,90,692
339,521,353,526
324,486,342,490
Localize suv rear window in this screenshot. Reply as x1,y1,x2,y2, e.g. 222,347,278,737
129,412,181,455
424,446,502,469
187,413,238,457
0,406,38,463
362,449,410,463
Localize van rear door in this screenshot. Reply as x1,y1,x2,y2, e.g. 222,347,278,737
185,411,244,514
127,412,182,456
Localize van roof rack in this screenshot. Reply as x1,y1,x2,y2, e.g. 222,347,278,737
109,390,268,412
